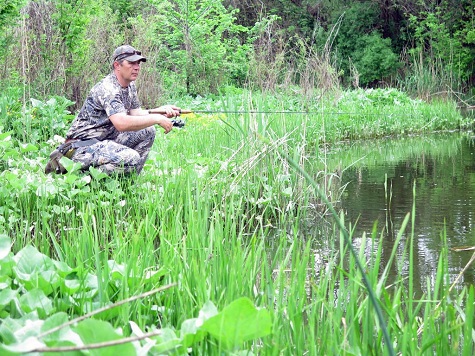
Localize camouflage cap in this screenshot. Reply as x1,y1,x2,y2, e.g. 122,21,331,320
112,45,147,63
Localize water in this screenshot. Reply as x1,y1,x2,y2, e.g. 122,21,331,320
327,132,475,293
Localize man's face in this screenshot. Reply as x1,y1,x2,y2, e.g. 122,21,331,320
116,59,141,84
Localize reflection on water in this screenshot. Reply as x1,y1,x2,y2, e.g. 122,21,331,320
328,132,475,293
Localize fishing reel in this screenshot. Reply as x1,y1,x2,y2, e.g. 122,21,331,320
171,119,185,128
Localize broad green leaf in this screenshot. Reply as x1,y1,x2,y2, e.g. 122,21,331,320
181,300,218,347
108,260,125,280
0,250,14,284
38,270,61,294
30,98,43,108
0,317,23,345
128,267,167,287
41,312,84,348
89,166,109,181
61,274,82,294
200,297,272,350
147,327,182,354
13,246,60,294
0,288,18,310
63,173,81,185
142,267,167,284
129,321,157,355
19,289,54,319
78,174,92,187
18,143,38,153
282,186,292,196
0,312,41,345
52,260,73,276
35,183,59,197
107,260,167,287
0,336,45,354
3,172,24,190
82,300,119,321
83,271,99,290
59,157,82,174
0,235,11,260
0,132,12,141
1,149,18,160
40,312,70,341
73,319,135,356
198,300,219,320
72,278,98,301
0,277,12,292
13,245,55,273
181,318,207,347
0,344,20,356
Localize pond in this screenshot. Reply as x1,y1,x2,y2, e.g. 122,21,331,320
325,131,475,295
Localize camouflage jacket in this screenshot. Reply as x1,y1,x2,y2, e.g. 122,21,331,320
66,73,140,141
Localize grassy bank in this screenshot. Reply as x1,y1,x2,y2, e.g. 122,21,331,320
0,88,474,354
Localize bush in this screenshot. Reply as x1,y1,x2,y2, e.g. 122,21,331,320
0,88,74,143
351,33,400,86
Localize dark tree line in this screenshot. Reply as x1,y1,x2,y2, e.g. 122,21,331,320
1,0,474,105
227,0,475,89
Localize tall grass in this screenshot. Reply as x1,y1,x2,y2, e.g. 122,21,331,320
1,89,474,353
397,55,464,102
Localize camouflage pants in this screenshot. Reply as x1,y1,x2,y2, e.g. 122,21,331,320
70,126,156,175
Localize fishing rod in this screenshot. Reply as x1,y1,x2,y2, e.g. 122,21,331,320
149,108,319,127
149,108,425,116
148,109,321,115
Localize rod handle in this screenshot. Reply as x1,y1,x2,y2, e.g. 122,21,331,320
148,109,193,115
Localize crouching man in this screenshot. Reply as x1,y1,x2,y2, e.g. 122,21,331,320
45,44,181,175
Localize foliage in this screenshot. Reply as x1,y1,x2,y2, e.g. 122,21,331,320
0,0,24,28
1,0,475,106
313,88,471,142
51,0,98,73
406,1,475,82
0,87,74,143
0,90,474,354
351,33,400,86
145,0,251,95
0,0,26,59
0,237,271,354
329,1,400,87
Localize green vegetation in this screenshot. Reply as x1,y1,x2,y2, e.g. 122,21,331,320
1,88,474,353
1,0,475,353
1,0,475,109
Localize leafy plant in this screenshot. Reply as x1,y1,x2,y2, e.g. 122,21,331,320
351,33,400,85
27,96,75,142
0,88,74,143
146,0,251,95
331,1,400,87
0,236,272,354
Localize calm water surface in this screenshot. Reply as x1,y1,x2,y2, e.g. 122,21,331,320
327,132,475,293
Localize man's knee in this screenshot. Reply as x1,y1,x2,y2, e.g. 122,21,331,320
121,149,141,166
143,126,156,141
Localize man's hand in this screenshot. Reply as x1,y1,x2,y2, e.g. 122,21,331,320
157,117,174,134
152,105,181,118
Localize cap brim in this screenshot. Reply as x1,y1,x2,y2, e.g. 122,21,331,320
125,54,147,62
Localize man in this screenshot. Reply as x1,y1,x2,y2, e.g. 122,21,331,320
45,44,181,175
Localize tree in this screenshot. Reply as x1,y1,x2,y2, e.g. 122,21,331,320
0,0,26,75
331,1,400,86
146,0,251,95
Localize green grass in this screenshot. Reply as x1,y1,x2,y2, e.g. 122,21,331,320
0,87,474,354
